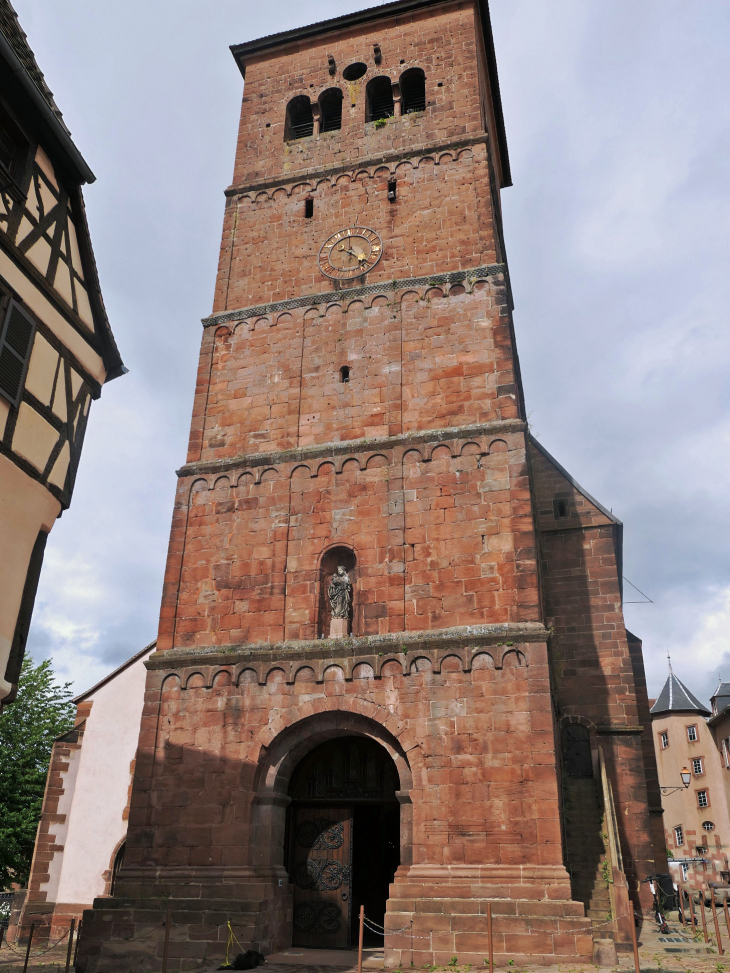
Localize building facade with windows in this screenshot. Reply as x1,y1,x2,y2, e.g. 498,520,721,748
77,1,663,969
651,669,730,891
0,1,124,704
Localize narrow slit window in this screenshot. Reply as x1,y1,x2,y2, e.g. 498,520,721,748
400,67,426,114
285,96,314,141
660,730,669,749
319,88,343,132
553,498,569,519
366,77,394,122
674,825,684,846
304,198,313,219
339,366,350,383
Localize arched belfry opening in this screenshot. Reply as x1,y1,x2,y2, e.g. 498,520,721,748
318,546,357,637
286,736,400,949
399,67,426,113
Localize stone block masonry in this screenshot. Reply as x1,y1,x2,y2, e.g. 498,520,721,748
77,0,660,968
77,627,592,971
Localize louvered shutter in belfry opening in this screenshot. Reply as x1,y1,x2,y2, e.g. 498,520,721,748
0,301,35,406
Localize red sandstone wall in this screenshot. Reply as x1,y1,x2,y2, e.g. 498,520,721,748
190,277,516,464
126,641,562,875
228,3,495,188
530,441,656,903
626,631,667,874
160,431,538,652
215,146,499,312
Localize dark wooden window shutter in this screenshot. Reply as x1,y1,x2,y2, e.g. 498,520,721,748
0,300,36,406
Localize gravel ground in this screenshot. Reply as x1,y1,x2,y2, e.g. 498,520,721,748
1,915,728,973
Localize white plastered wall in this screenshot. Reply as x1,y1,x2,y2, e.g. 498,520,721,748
49,647,153,907
40,744,83,905
0,452,60,699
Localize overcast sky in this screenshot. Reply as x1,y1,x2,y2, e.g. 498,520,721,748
15,0,730,707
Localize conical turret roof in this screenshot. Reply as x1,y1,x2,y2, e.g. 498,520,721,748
650,666,710,717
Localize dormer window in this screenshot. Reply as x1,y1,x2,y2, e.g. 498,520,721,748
285,96,314,141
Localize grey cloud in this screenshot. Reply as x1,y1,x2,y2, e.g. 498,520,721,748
17,0,730,703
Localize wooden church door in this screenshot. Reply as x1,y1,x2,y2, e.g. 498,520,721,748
291,807,353,948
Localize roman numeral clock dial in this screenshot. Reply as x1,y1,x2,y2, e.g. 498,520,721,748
318,226,383,280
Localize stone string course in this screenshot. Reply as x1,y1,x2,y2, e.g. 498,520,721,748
74,3,660,971
201,263,507,329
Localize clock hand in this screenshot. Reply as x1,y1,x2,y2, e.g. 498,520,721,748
344,245,367,262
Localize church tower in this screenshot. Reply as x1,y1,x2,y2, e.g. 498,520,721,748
80,2,661,969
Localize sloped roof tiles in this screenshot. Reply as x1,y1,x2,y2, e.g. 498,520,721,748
650,670,711,717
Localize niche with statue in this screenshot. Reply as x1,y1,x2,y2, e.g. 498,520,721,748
318,546,356,638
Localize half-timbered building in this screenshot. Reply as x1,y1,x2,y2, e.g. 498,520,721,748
0,0,124,704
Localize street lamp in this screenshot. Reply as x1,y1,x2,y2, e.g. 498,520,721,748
660,767,691,796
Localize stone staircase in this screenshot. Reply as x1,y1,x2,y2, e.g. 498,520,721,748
562,776,614,934
76,896,267,973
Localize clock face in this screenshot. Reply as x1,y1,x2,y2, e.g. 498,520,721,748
318,226,383,280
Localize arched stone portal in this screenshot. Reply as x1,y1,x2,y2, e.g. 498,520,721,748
250,712,413,952
288,737,400,949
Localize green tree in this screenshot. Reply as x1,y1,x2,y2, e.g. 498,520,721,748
0,656,74,890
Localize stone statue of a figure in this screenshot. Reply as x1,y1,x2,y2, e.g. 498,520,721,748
328,566,352,620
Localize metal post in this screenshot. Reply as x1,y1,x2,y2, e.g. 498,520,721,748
357,906,364,973
487,903,493,973
22,923,35,973
161,908,171,973
65,918,76,973
629,905,640,973
73,920,83,967
724,894,730,938
678,888,685,926
700,891,709,943
712,896,724,955
689,890,697,935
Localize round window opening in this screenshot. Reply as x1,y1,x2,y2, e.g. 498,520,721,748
343,62,367,81
702,821,715,831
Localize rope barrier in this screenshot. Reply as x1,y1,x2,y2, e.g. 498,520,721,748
1,926,70,958
4,898,708,966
